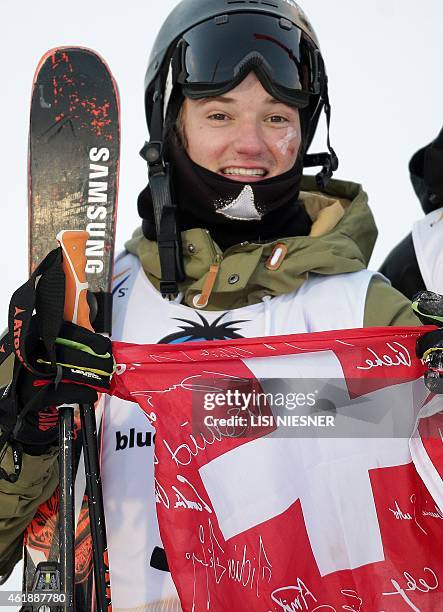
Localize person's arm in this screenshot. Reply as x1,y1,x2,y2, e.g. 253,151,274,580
364,276,421,327
0,353,60,576
0,319,114,577
0,331,13,389
378,234,426,302
0,446,59,576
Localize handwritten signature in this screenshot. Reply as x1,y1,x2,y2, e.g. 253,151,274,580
185,520,272,610
388,494,427,535
131,372,231,398
147,345,254,364
131,372,256,437
271,580,333,611
163,423,224,468
173,475,212,513
356,342,411,371
422,504,443,520
162,409,253,467
271,583,363,612
155,474,212,514
389,500,412,521
382,566,438,611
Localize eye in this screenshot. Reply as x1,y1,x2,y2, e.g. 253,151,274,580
208,113,229,121
265,115,289,124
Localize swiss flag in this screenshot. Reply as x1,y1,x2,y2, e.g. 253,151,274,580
112,327,443,611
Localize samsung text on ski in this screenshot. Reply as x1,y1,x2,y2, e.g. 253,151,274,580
86,147,110,274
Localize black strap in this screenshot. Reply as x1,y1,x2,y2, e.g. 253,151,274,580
140,76,185,298
304,78,339,189
92,291,113,335
0,248,66,482
321,85,339,182
0,437,22,484
0,381,23,483
0,247,65,374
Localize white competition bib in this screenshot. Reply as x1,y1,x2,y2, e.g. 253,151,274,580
413,207,443,293
102,252,375,610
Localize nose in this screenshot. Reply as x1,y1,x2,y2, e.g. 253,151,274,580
233,118,266,158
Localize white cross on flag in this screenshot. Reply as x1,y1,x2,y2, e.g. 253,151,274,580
112,326,443,611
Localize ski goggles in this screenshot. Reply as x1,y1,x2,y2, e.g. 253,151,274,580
174,13,323,108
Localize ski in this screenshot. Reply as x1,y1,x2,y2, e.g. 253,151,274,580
21,47,120,611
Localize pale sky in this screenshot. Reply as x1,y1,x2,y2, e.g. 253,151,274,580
0,0,442,605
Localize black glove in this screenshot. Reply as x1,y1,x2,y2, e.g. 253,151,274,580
0,320,114,457
413,291,443,393
0,247,115,481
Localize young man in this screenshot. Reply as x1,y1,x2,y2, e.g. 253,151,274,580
0,0,421,608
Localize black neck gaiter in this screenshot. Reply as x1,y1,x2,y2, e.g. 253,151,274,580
138,133,312,250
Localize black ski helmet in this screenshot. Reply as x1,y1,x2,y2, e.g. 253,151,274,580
140,0,338,298
145,0,337,154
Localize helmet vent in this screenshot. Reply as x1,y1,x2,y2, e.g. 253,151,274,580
215,15,229,25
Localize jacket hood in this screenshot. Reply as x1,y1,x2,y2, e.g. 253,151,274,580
126,176,377,310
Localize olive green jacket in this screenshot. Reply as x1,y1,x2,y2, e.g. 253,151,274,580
0,175,420,576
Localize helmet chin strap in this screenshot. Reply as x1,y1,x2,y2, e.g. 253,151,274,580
140,75,185,299
304,83,339,189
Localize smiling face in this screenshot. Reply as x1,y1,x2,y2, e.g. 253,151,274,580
179,72,302,183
